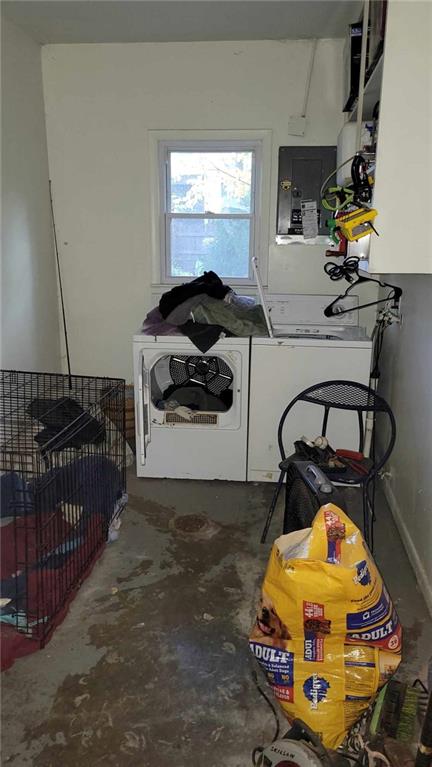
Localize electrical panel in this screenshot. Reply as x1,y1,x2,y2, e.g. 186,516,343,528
276,146,336,238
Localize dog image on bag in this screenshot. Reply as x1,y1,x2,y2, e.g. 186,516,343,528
254,593,291,648
326,521,345,540
303,617,332,638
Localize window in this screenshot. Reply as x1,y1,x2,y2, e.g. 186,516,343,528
159,140,262,283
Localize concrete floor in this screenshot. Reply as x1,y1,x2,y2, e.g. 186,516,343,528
2,472,431,766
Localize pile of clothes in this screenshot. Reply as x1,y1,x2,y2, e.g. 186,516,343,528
142,271,267,352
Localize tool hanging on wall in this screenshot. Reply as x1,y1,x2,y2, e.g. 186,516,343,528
337,206,378,242
322,154,373,212
321,153,378,249
327,216,348,258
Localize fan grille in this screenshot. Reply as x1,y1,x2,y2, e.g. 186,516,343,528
169,355,233,396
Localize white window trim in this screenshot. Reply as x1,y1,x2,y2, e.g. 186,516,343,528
148,130,271,287
159,139,260,284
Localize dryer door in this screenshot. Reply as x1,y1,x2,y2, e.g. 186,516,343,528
137,349,151,465
133,339,249,480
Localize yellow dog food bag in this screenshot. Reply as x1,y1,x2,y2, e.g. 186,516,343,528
249,504,401,748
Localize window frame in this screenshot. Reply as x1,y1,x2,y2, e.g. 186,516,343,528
158,138,263,285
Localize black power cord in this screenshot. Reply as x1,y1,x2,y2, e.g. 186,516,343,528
324,256,360,283
251,668,281,765
414,678,429,695
370,316,386,381
252,745,264,766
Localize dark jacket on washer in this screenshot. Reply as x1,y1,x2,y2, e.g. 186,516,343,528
159,271,230,318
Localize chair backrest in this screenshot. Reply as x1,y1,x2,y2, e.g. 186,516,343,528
277,380,396,477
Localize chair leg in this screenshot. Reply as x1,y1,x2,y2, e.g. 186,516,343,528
261,470,285,544
362,479,376,551
362,483,370,549
369,476,376,552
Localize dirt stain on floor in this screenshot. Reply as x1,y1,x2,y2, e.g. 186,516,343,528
402,618,426,667
15,511,264,767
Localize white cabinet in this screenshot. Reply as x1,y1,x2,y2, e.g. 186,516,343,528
366,0,432,273
247,341,372,483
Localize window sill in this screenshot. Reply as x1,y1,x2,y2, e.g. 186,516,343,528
151,282,264,293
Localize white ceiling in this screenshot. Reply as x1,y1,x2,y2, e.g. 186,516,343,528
1,0,362,44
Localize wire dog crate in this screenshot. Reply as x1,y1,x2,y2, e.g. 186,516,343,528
0,370,127,653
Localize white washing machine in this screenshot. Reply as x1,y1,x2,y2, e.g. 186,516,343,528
247,295,373,483
133,332,250,481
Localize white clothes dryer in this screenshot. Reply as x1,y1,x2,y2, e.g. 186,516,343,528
133,332,250,481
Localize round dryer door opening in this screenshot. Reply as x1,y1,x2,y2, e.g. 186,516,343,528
150,354,234,413
133,339,247,479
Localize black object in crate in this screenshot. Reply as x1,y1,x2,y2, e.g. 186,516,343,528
27,396,106,450
0,370,126,650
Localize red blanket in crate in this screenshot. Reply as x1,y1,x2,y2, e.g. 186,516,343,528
1,512,105,671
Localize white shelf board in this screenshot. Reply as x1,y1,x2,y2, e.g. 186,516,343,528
348,55,384,122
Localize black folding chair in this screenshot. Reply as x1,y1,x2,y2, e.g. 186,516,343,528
260,380,396,550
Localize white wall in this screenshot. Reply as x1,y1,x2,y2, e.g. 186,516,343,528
378,275,432,610
41,39,378,380
1,19,61,371
369,0,432,274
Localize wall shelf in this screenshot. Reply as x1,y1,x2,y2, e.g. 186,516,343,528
348,54,383,122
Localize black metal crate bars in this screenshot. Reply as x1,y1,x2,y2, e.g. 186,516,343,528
0,370,126,646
